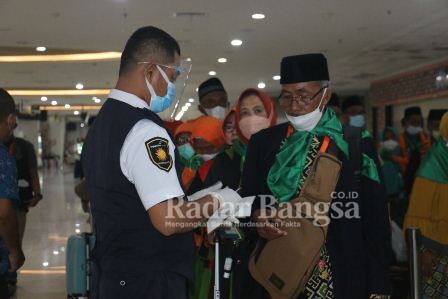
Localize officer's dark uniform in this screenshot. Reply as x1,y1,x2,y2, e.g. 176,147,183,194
82,98,194,299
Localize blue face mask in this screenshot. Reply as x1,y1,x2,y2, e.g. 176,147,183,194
178,143,195,160
146,65,176,113
349,115,366,128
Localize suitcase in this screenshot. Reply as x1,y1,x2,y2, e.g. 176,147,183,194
66,233,96,299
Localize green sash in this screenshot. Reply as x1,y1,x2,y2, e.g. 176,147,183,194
417,137,448,184
267,108,380,203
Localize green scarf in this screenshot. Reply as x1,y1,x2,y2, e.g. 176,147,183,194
417,137,448,184
233,140,247,172
267,109,379,203
181,154,204,170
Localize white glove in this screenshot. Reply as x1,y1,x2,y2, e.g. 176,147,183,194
187,181,223,201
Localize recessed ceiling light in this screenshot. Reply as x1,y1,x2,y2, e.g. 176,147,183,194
36,46,47,52
231,39,243,46
80,123,85,128
186,103,191,107
181,106,188,112
53,250,59,255
41,96,48,102
209,71,217,76
75,83,84,90
64,104,71,109
218,58,227,63
74,111,80,116
42,262,49,267
251,13,265,20
258,82,266,89
75,229,81,234
195,88,199,92
94,98,101,103
273,75,281,81
51,100,58,106
188,98,195,103
186,58,192,62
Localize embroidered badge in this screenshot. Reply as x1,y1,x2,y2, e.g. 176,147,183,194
145,137,173,172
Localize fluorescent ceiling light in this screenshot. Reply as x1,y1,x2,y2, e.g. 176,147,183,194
8,89,110,96
273,75,281,80
218,58,227,63
41,105,101,111
258,82,266,89
0,52,121,63
208,71,217,76
36,46,47,52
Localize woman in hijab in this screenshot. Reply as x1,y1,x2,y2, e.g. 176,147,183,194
174,120,201,190
204,88,277,190
201,88,277,299
404,112,448,299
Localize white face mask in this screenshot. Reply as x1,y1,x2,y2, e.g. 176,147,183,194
198,153,218,162
238,114,271,140
285,88,327,132
407,125,422,135
382,140,399,151
205,106,228,120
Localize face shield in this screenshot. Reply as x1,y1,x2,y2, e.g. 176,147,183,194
166,59,192,120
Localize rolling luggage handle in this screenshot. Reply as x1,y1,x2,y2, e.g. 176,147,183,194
214,232,221,299
406,228,421,299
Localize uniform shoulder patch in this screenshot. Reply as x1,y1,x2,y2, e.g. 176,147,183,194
145,137,173,172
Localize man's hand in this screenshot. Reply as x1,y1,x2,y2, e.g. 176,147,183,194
9,248,25,272
253,209,287,241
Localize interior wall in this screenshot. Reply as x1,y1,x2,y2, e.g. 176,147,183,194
15,119,40,153
393,97,448,132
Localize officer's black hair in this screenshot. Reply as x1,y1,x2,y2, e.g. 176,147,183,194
341,95,363,112
0,88,16,121
119,26,181,76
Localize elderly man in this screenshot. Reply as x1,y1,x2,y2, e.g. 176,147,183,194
242,54,391,299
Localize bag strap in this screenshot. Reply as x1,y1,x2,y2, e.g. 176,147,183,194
343,125,363,182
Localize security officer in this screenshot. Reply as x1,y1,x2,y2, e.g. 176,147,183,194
82,26,241,299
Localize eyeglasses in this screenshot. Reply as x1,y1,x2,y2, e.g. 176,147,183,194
137,62,185,75
278,86,328,106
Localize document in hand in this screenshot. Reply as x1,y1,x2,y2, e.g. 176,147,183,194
207,196,255,234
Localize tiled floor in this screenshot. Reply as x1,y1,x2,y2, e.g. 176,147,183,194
14,167,90,299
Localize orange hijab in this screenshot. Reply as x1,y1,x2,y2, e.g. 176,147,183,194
234,88,277,144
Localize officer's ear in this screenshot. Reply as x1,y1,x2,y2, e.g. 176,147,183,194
7,114,17,131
